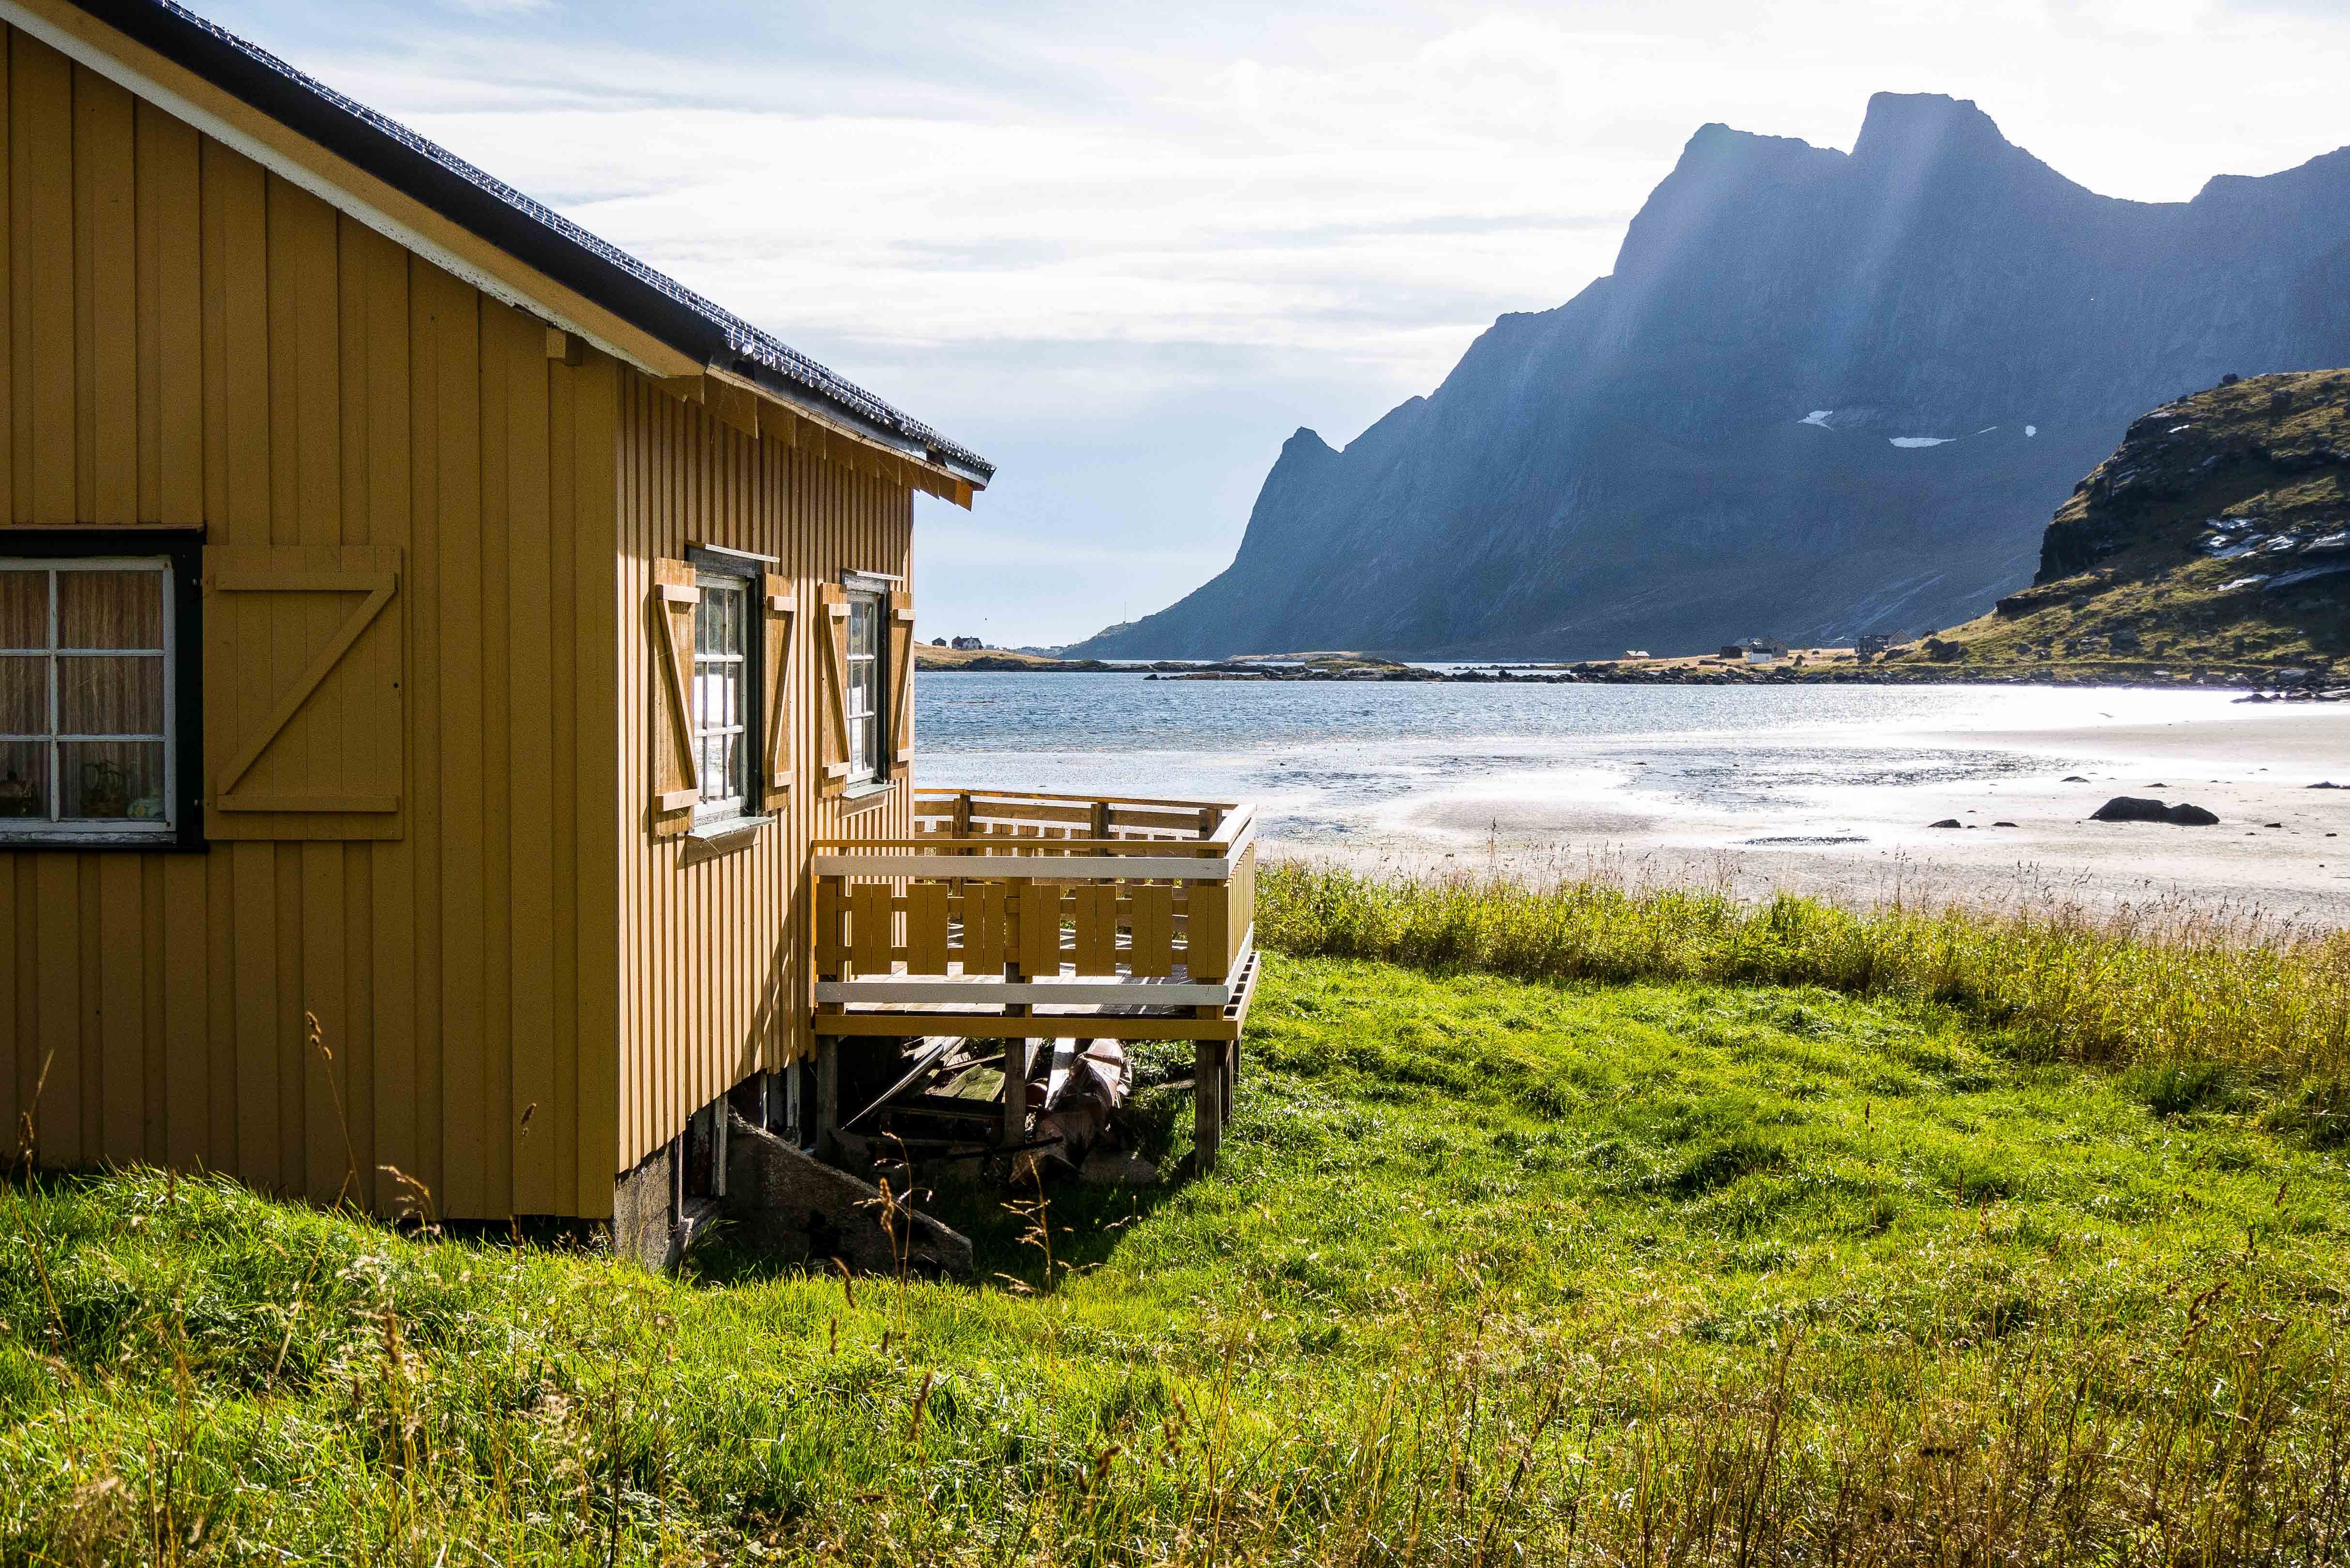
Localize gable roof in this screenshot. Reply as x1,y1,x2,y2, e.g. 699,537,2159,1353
47,0,993,487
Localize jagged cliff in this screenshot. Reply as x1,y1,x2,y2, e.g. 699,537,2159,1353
1073,94,2350,660
1907,370,2349,674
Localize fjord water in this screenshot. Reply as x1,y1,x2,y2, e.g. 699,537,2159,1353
914,672,2246,843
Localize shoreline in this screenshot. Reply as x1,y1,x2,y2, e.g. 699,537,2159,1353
921,650,2340,694
1271,704,2350,930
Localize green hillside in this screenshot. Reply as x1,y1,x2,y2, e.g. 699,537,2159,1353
8,868,2350,1562
1885,369,2350,679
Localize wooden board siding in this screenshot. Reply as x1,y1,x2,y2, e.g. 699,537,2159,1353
614,374,913,1175
0,25,620,1219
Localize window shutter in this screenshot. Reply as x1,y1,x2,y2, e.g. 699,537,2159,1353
649,558,699,837
762,573,795,796
817,585,851,799
201,545,406,841
887,589,917,771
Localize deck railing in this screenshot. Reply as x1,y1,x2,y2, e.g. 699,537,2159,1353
812,789,1256,1031
808,788,1259,1164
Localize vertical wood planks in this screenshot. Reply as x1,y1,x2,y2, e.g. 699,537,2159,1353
849,883,891,976
1017,884,1063,978
1070,884,1116,974
962,883,1005,976
501,302,556,1214
905,882,949,974
1128,884,1175,978
72,66,134,526
12,35,73,526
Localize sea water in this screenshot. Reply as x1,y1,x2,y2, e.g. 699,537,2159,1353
913,673,2252,843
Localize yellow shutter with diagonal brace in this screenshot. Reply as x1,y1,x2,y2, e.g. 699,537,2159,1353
762,573,796,797
649,558,699,837
817,585,851,799
202,545,406,841
886,588,916,773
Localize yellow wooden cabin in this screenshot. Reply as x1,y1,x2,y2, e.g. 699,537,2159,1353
1,0,1256,1260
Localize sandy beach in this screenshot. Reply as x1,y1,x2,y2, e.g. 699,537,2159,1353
919,674,2350,928
1312,703,2350,928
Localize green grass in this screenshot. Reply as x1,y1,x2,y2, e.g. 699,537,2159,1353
8,880,2350,1562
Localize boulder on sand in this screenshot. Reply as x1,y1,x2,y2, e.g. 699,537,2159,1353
2092,796,2219,826
1928,818,1962,828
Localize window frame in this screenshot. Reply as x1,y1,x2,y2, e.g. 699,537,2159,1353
0,530,202,852
839,569,898,793
843,589,882,787
683,544,770,833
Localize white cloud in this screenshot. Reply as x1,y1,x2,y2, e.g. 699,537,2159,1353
197,0,2350,643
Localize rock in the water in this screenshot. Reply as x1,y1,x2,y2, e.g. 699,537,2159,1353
2063,775,2091,783
2311,781,2342,789
1992,820,2019,827
1928,818,1963,828
2091,796,2172,822
2165,803,2220,826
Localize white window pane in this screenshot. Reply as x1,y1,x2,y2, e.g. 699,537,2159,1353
61,741,165,820
60,656,163,736
59,570,163,649
0,573,45,649
0,739,45,819
0,656,46,734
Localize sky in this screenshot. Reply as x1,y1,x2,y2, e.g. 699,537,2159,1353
198,0,2350,648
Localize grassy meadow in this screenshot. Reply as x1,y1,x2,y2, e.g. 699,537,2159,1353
7,864,2350,1564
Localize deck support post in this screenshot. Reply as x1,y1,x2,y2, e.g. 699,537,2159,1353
1193,1039,1222,1173
1003,1036,1033,1150
813,1038,839,1158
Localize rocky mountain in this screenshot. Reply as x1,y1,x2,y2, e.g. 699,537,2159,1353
1904,370,2349,676
1073,94,2350,661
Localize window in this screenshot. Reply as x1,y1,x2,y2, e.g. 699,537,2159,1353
844,589,881,785
0,557,179,843
692,566,755,825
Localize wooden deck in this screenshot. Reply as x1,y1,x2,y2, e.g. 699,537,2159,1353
810,788,1258,1165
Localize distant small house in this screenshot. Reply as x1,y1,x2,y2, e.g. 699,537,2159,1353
1718,645,1744,659
1742,637,1789,665
950,635,985,650
933,637,949,647
1623,649,1652,661
1855,633,1896,661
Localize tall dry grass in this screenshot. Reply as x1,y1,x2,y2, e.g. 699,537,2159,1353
1256,859,2350,1092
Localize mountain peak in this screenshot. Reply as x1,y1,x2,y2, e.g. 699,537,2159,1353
1851,91,2012,166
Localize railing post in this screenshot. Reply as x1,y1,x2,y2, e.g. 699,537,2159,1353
1090,799,1112,839
1003,869,1031,1150
813,870,843,1157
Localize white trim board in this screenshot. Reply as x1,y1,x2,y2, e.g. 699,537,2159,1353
816,979,1232,1007
813,853,1235,882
